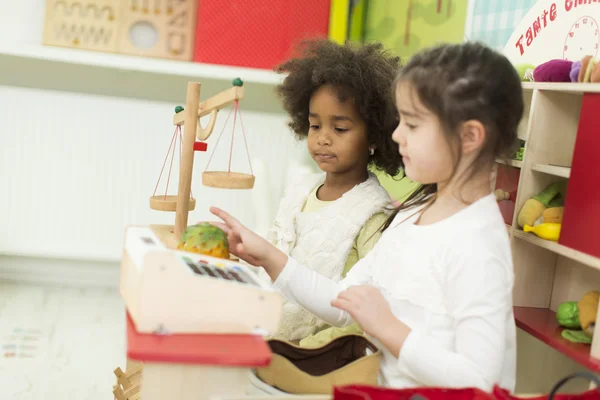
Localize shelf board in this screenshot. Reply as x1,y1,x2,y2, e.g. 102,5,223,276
521,82,600,94
513,230,600,270
514,306,600,373
0,44,284,114
531,164,571,178
495,158,523,168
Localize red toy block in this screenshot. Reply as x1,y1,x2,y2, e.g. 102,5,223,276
193,141,208,152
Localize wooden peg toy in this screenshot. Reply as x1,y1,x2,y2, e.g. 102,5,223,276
112,363,143,400
495,188,517,203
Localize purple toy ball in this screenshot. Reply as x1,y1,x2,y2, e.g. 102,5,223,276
533,59,573,82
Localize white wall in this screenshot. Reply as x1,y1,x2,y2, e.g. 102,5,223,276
1,85,312,262
0,0,46,46
0,0,314,264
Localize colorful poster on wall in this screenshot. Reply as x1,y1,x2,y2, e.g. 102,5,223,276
364,0,468,61
373,169,421,204
465,0,538,51
503,0,600,65
364,0,466,201
328,0,367,44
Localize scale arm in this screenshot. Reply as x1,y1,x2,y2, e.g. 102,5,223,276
173,86,245,126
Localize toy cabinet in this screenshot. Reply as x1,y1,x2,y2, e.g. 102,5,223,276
493,83,600,393
559,94,600,260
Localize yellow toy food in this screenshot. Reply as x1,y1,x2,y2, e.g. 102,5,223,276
578,55,600,83
517,181,567,228
542,207,564,224
518,198,546,227
177,222,230,259
523,223,561,241
578,290,600,337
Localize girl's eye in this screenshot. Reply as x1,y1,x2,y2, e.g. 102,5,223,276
403,121,416,130
310,124,320,130
335,127,349,133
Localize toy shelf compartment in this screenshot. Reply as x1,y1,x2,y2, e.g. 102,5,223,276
511,229,600,271
514,306,600,373
518,88,535,142
510,85,600,262
492,88,533,169
496,83,600,393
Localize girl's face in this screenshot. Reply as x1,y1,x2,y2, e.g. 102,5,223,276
392,82,456,185
307,85,370,175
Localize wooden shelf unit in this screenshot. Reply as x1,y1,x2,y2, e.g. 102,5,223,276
531,164,571,179
511,230,600,271
493,83,600,393
496,158,524,168
0,44,284,114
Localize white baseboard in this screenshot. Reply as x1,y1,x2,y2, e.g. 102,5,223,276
0,254,120,289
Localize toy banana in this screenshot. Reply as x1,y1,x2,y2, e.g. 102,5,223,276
523,223,561,241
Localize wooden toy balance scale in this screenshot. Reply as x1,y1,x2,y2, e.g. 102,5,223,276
148,77,255,248
114,80,284,400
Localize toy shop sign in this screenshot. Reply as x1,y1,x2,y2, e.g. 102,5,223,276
503,0,600,65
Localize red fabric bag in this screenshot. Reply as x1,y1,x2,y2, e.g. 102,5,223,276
493,372,600,400
334,385,495,400
334,372,600,400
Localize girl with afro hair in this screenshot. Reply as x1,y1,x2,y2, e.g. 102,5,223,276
262,38,403,348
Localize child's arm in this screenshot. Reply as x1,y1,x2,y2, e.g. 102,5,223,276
210,206,374,328
298,213,387,346
271,255,374,327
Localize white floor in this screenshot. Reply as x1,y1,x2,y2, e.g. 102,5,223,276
0,278,594,398
0,281,126,399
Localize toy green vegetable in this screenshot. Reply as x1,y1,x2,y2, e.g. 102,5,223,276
556,301,581,329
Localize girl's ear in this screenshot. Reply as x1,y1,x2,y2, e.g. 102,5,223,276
460,120,486,155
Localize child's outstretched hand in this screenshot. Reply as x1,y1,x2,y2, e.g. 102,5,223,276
209,207,288,278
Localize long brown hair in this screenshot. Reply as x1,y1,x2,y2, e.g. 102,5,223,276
382,42,524,232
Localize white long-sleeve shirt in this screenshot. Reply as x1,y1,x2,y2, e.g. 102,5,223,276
273,193,516,392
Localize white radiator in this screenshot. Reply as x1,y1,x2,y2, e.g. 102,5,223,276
0,85,307,262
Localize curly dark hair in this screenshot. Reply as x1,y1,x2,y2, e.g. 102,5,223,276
274,39,403,177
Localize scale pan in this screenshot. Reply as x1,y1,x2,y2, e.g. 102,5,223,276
202,172,255,189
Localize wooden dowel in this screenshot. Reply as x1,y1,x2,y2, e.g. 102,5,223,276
174,82,200,239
